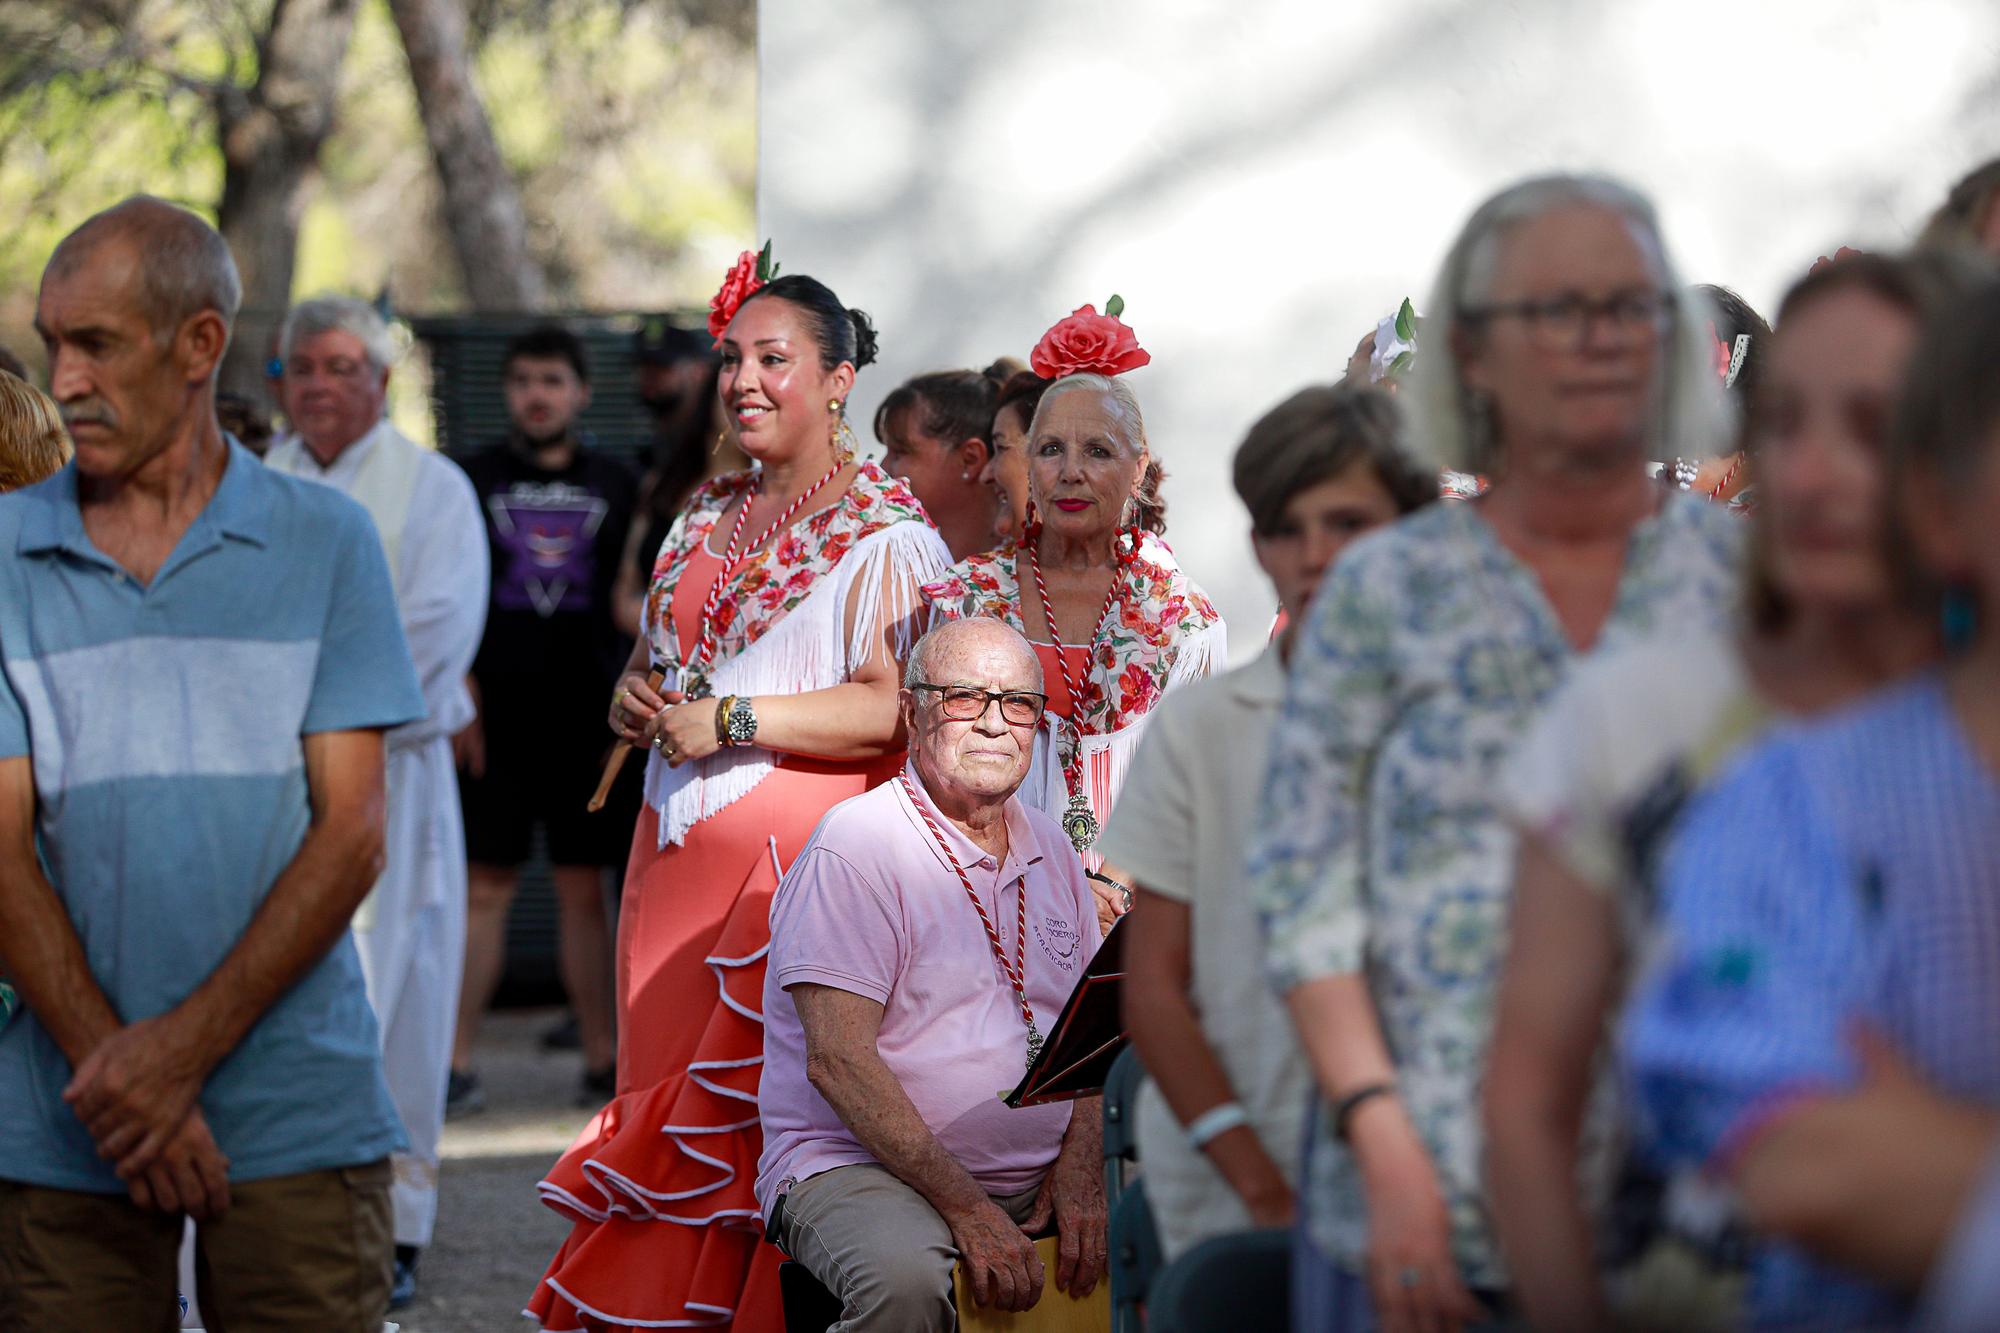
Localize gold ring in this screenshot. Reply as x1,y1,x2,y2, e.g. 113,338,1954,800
613,688,629,710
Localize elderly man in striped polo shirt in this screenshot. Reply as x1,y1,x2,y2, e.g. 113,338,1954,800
0,196,421,1330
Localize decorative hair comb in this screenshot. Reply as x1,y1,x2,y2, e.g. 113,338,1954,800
708,240,779,346
1029,294,1151,379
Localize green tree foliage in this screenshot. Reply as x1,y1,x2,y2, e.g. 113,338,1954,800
0,0,755,378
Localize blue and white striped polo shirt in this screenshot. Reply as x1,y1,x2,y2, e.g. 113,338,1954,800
0,443,424,1191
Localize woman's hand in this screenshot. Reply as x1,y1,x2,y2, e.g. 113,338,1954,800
643,699,726,768
610,673,677,744
1357,1119,1487,1333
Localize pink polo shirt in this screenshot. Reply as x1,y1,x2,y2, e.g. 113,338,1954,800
755,764,1099,1218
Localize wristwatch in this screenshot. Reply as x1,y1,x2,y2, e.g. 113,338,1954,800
717,694,759,748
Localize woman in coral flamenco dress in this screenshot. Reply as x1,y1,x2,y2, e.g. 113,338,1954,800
526,250,950,1331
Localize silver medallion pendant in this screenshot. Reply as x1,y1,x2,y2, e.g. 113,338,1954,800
1025,1022,1044,1070
1061,798,1100,853
679,668,712,701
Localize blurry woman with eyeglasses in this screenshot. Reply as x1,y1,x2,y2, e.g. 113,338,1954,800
1248,175,1744,1331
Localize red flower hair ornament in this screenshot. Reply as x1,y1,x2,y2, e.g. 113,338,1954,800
708,240,780,346
1028,294,1152,379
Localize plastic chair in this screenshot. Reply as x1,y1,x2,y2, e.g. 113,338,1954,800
1145,1227,1293,1333
1108,1175,1163,1333
1101,1045,1144,1210
1101,1047,1161,1333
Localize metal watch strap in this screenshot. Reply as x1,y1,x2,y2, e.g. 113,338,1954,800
723,694,758,747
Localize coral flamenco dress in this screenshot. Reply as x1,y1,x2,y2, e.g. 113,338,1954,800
527,462,948,1330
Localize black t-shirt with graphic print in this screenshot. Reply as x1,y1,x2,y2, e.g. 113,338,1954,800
462,437,640,697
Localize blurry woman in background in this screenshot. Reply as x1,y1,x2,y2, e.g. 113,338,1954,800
1249,174,1742,1332
1484,248,1977,1333
982,368,1051,544
1620,270,2000,1331
1108,385,1435,1264
874,358,1018,559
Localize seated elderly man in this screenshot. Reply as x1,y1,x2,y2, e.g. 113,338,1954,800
757,616,1108,1330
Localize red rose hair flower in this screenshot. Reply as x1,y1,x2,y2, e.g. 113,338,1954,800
1029,295,1151,379
708,240,780,346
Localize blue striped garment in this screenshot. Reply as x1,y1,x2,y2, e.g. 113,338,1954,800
1621,672,2000,1329
0,445,424,1191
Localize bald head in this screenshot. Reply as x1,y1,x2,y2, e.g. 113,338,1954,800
904,617,1045,811
45,196,242,347
904,617,1044,694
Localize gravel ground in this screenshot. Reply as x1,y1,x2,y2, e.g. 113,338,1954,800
395,1007,598,1333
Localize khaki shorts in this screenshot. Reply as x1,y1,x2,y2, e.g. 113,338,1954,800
0,1158,393,1333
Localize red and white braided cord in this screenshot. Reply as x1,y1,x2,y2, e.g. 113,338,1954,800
1023,527,1128,803
897,772,1034,1036
684,459,845,677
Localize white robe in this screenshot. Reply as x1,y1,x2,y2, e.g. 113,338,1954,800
267,420,489,1247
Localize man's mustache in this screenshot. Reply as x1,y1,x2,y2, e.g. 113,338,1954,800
59,398,117,432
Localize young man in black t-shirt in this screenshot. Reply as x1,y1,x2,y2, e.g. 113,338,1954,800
453,326,639,1109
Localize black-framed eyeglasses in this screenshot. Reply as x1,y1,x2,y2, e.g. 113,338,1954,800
909,682,1047,726
1463,289,1675,349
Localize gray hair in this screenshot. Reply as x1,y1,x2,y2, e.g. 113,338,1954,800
45,195,243,347
1406,173,1728,473
903,617,1044,692
1025,373,1148,457
280,295,398,373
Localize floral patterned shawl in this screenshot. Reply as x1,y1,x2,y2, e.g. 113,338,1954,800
639,461,949,845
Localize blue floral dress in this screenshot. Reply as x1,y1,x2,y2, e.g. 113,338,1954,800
1249,494,1742,1289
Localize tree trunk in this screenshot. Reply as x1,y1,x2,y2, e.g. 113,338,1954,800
214,0,363,403
387,0,548,312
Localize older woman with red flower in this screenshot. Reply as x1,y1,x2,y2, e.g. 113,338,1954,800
924,300,1225,931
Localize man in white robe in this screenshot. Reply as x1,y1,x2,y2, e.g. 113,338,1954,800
266,295,489,1309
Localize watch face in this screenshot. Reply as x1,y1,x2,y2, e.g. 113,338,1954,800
726,699,757,743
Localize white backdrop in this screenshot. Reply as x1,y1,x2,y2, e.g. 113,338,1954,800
758,0,2000,658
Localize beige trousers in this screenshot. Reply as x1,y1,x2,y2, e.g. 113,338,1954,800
772,1162,1041,1333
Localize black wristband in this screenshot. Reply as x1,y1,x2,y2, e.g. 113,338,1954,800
1332,1081,1396,1141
